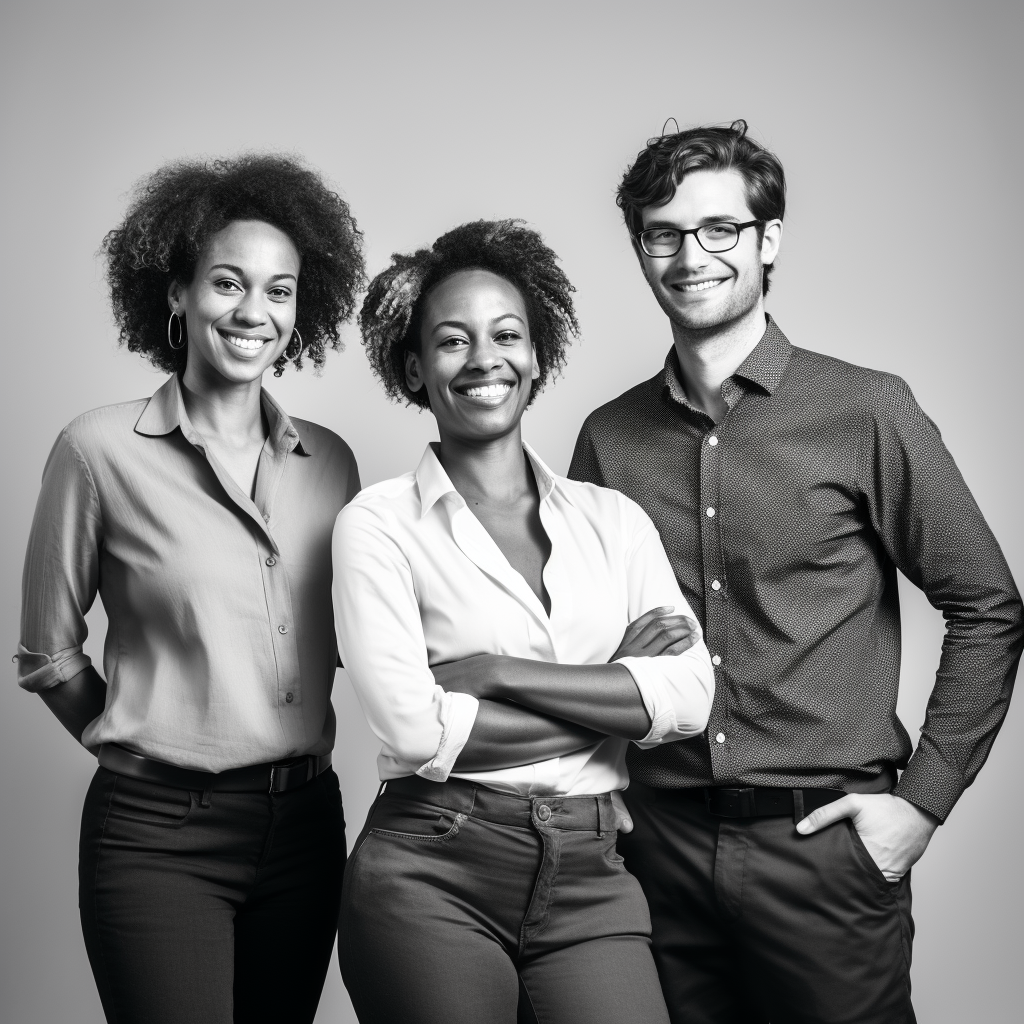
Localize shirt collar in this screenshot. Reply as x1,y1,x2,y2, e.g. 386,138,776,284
134,375,311,457
414,440,560,519
663,314,793,406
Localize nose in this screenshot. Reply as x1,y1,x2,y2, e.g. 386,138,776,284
232,289,268,327
465,336,504,372
676,232,711,270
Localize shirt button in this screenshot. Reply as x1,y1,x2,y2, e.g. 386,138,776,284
285,692,294,703
711,580,722,591
537,804,552,822
706,507,716,518
278,625,288,634
266,556,277,567
263,512,270,522
708,435,719,447
711,655,722,666
715,732,726,743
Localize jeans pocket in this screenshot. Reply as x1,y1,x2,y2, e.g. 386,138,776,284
372,802,468,843
603,832,626,865
106,775,195,829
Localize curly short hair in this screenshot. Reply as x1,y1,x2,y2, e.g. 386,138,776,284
617,119,786,296
102,154,365,375
359,219,578,409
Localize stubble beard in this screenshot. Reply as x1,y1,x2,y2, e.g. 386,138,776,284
655,272,764,338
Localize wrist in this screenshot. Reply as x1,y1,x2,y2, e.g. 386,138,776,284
894,795,940,834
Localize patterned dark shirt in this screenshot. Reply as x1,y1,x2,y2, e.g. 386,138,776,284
569,316,1022,821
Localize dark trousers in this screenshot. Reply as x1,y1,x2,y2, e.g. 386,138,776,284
338,775,670,1024
79,766,347,1024
619,782,915,1024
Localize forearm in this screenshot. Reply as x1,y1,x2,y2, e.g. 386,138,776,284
497,659,652,739
38,666,107,744
454,699,603,772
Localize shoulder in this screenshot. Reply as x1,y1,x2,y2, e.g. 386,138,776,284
556,474,656,534
337,472,419,526
577,370,666,439
290,416,358,468
787,345,915,412
60,398,152,458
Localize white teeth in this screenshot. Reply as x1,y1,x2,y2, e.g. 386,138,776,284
679,279,724,292
463,383,512,398
221,332,267,351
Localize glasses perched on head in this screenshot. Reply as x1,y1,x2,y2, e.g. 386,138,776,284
636,219,763,257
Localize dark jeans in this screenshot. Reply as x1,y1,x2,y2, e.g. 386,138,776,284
79,766,346,1024
620,782,915,1024
338,775,670,1024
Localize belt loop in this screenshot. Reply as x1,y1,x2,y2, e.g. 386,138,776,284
596,796,603,837
307,756,315,783
792,788,805,825
268,766,277,795
200,785,213,808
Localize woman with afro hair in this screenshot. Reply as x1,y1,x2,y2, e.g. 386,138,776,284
18,155,365,1024
332,219,715,1024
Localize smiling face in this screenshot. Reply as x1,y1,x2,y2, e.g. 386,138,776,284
406,268,540,445
169,219,301,387
639,168,781,333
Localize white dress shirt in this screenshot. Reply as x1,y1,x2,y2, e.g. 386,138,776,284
332,442,714,796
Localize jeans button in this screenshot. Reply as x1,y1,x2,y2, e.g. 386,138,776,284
536,804,551,822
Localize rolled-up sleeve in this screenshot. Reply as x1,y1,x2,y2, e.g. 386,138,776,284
332,503,479,780
18,430,101,692
614,500,715,746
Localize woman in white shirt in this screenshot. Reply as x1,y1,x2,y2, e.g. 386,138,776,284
332,220,714,1024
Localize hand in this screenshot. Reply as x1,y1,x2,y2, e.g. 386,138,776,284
609,606,700,662
611,790,633,833
796,793,939,882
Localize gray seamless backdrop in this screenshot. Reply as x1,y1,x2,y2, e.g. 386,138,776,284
2,2,1021,1021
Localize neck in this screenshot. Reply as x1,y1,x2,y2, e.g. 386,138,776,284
180,362,266,444
671,302,768,423
435,424,533,505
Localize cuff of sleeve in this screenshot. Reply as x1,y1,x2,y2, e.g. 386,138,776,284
615,656,674,748
893,746,964,823
16,645,92,693
416,690,479,783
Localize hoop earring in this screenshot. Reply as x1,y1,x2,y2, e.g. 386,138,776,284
285,329,303,363
168,313,186,350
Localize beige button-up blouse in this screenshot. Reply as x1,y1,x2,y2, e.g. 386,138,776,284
18,375,359,771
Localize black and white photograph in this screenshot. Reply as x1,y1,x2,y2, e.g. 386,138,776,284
1,2,1021,1022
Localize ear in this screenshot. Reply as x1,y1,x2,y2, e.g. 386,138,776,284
405,349,425,393
530,344,540,381
167,279,185,315
760,219,783,267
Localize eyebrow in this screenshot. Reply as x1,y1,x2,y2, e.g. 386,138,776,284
643,215,742,229
209,263,297,282
429,313,526,333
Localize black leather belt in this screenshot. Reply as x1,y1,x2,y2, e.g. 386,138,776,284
680,786,846,821
98,743,331,795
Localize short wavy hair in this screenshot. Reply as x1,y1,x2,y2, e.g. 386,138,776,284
617,119,786,296
359,219,579,409
102,154,365,375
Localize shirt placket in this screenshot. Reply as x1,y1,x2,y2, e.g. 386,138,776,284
253,444,301,715
702,382,742,781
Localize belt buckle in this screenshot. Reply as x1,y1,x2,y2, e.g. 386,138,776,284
735,788,757,816
269,757,315,794
708,787,757,817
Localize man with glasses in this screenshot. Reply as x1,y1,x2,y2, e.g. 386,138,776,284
569,120,1022,1023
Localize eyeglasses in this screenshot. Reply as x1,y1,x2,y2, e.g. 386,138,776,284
636,219,763,257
